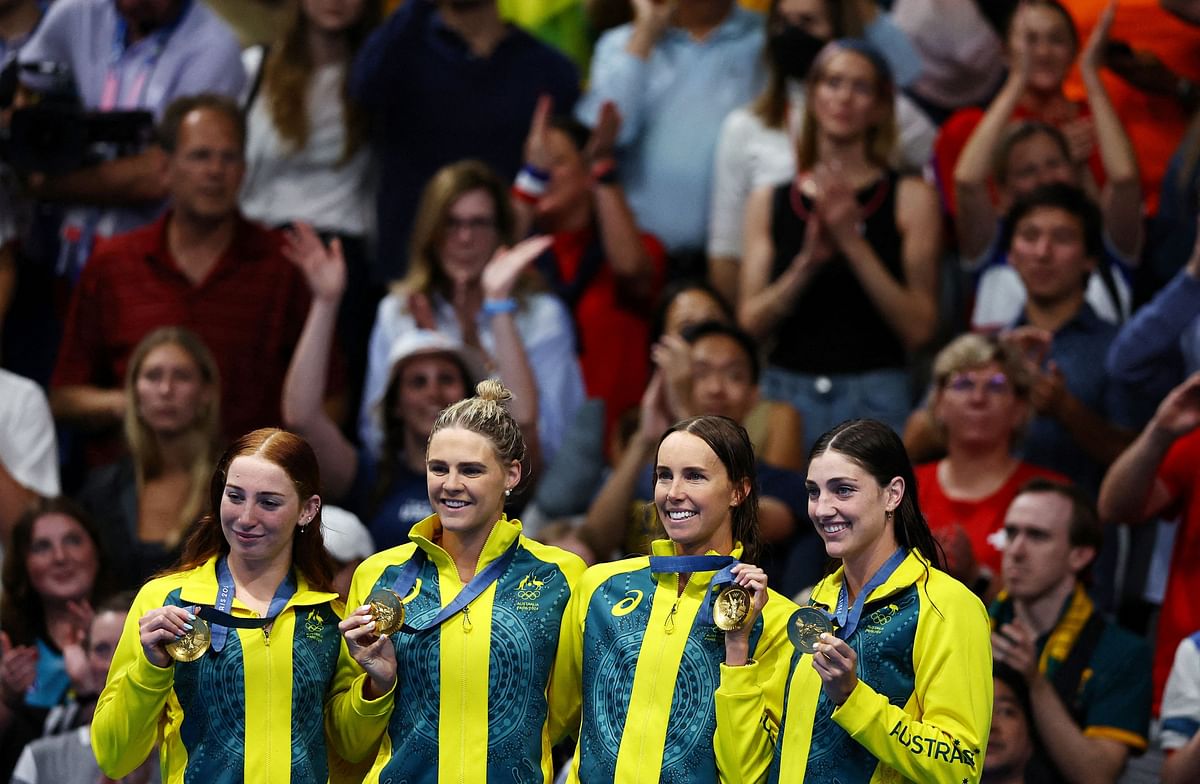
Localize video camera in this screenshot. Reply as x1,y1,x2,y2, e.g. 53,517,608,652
0,59,155,176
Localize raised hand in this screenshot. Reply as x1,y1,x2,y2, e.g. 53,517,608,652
812,163,862,249
1028,359,1069,418
992,618,1040,683
637,371,673,445
1081,0,1117,75
138,606,194,669
523,94,554,173
1151,371,1200,439
1006,3,1034,85
1001,325,1053,371
584,101,622,167
339,606,398,699
631,0,675,41
283,223,346,303
650,333,691,418
481,235,554,302
0,632,38,707
723,563,769,665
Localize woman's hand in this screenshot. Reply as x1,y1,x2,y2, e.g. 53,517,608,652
480,235,554,301
1006,4,1034,87
138,606,194,669
59,600,98,695
0,632,38,707
522,94,554,173
1081,0,1118,77
812,633,859,705
339,606,398,700
650,333,691,417
284,223,346,304
723,563,769,666
812,164,863,250
584,100,622,169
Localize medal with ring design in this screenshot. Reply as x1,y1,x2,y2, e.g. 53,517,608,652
367,589,406,636
788,606,833,654
165,616,211,662
713,585,752,631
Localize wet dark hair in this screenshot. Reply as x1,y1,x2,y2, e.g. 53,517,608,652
809,419,942,568
682,320,762,383
1001,181,1104,262
657,415,762,562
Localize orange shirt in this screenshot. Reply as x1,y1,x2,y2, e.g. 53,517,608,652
1058,1,1200,213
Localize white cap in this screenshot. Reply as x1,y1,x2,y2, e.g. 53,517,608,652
367,329,487,432
321,505,375,563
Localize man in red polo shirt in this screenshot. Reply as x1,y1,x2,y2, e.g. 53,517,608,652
50,93,312,443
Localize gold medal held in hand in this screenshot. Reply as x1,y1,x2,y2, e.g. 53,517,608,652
713,585,751,631
367,589,406,636
788,606,833,654
165,616,211,662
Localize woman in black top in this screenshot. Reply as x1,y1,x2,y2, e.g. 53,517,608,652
738,39,940,449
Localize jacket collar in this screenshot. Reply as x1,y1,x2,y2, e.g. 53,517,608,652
408,513,523,573
176,555,338,610
809,549,926,610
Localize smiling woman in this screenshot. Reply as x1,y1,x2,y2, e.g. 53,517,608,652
327,379,586,783
551,415,798,783
715,419,994,783
91,428,344,784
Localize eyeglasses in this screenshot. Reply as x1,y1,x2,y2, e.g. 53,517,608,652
445,216,496,234
944,372,1013,396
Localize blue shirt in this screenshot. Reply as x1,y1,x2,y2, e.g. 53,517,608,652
350,0,580,282
1106,269,1200,401
1014,303,1144,493
576,8,765,253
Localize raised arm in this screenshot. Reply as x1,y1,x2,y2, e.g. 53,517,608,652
281,224,358,500
588,102,660,301
953,25,1029,263
1080,0,1143,261
1098,372,1200,523
579,372,668,559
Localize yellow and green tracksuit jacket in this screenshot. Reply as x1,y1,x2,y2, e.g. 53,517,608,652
551,539,799,783
715,550,993,784
326,514,586,783
91,556,343,784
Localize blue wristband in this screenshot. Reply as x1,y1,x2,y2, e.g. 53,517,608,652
482,298,518,316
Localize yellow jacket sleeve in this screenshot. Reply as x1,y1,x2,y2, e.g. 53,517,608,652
91,581,179,778
324,558,397,764
713,591,797,784
545,561,588,744
830,584,993,784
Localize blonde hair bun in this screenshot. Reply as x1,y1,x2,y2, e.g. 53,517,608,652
475,379,514,405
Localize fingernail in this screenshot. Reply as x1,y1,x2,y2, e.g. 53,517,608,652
183,623,193,631
187,611,196,620
175,633,184,640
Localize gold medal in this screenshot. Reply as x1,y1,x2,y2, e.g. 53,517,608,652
713,585,752,631
165,617,211,662
367,589,406,636
788,606,833,654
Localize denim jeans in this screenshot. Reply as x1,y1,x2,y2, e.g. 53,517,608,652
762,366,914,454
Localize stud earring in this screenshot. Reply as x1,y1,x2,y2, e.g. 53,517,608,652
504,488,512,497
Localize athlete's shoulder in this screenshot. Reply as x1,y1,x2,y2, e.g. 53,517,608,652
356,542,421,580
581,554,650,586
519,536,588,582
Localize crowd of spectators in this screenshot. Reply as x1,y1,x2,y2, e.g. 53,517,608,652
2,0,1200,781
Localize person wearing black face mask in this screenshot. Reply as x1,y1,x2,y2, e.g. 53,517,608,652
707,0,934,306
767,22,827,81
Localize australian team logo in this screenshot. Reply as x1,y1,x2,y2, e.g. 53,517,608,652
304,609,325,642
515,571,555,612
